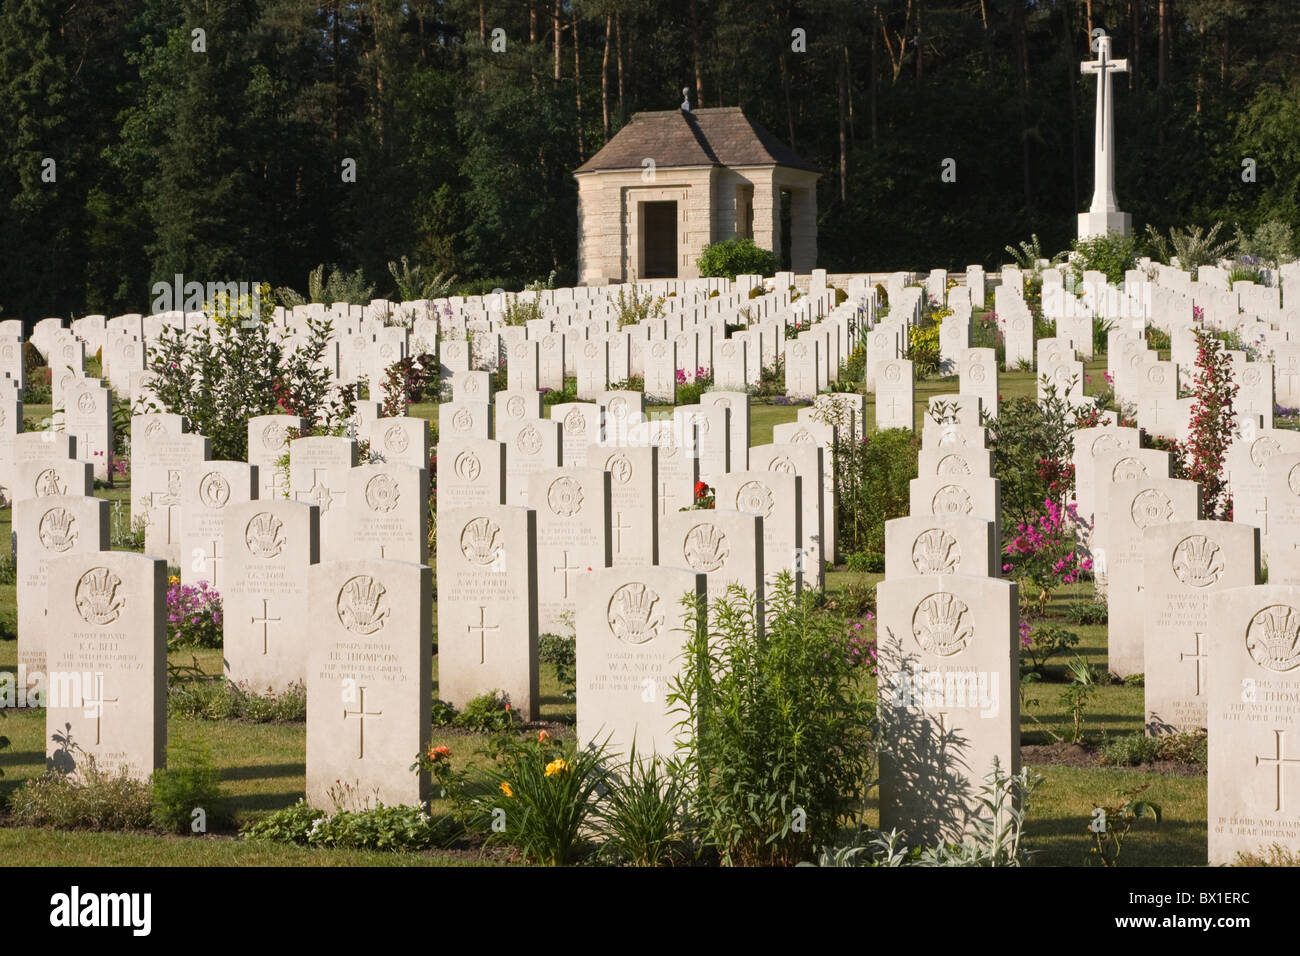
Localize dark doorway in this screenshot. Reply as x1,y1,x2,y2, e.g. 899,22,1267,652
642,201,678,278
779,189,792,272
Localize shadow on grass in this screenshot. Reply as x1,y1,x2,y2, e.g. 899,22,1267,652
229,791,309,814
221,762,304,782
1024,816,1206,866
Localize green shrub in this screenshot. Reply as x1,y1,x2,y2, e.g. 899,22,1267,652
1071,231,1140,286
431,697,459,726
696,238,779,280
11,758,153,830
538,633,577,701
454,690,521,734
845,551,885,574
597,746,692,866
906,323,942,379
835,429,919,555
152,742,223,833
1021,622,1080,674
471,733,608,865
541,379,579,405
241,799,324,844
1144,325,1171,352
668,577,875,866
1099,733,1161,767
1156,730,1208,764
1233,844,1300,866
168,677,307,722
675,369,714,406
988,394,1076,533
1064,601,1108,625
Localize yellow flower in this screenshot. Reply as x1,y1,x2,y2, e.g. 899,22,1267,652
544,758,570,777
500,781,514,798
168,575,180,585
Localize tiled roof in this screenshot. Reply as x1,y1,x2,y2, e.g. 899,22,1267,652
574,107,819,174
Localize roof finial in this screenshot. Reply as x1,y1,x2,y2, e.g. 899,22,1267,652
681,86,691,113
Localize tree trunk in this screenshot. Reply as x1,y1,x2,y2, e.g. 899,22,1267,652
574,14,585,160
602,13,611,141
773,0,795,147
1013,0,1031,210
838,48,848,202
690,0,704,106
870,9,878,150
1158,0,1167,89
1063,0,1080,215
616,11,625,123
554,0,561,83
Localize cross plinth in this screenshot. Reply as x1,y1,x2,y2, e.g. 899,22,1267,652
1078,31,1132,239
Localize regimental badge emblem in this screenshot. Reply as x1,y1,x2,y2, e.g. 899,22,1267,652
75,567,124,626
651,343,667,359
735,481,774,518
607,583,663,645
683,523,729,572
969,364,986,384
337,575,389,635
262,422,288,451
1245,604,1300,672
453,451,481,481
767,457,796,475
452,407,474,432
547,477,584,516
460,517,503,566
563,408,586,434
384,423,409,454
516,424,543,455
77,392,96,414
605,454,633,484
1289,463,1300,498
607,396,628,419
245,512,286,559
1090,434,1119,458
931,485,973,515
884,363,901,383
145,419,165,438
1251,437,1282,468
1171,535,1223,589
365,473,401,512
1130,489,1175,529
34,467,67,497
39,508,78,553
936,454,970,476
792,343,808,358
506,395,526,418
199,472,231,508
790,429,813,445
912,529,960,575
1112,457,1149,482
912,592,973,657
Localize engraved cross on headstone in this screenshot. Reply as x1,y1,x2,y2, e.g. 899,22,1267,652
1180,632,1208,697
553,550,581,599
149,471,183,544
295,467,334,513
1256,729,1300,813
343,686,383,760
252,598,281,654
468,606,500,664
612,512,632,553
203,539,223,587
84,675,120,747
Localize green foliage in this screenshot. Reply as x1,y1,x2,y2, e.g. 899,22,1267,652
1070,231,1140,287
906,323,941,379
835,429,919,555
696,238,779,280
141,310,348,461
453,691,521,734
675,369,714,406
1143,324,1171,352
430,698,459,727
472,734,608,866
1099,731,1207,767
1144,221,1234,272
387,256,455,301
597,747,692,866
1233,844,1300,867
668,577,876,866
11,757,153,831
107,500,146,553
844,551,885,574
1021,622,1080,674
151,741,222,833
167,674,307,722
1063,601,1108,625
276,264,375,308
1234,221,1295,271
538,633,576,702
1089,785,1161,866
615,284,664,329
1060,657,1101,745
987,393,1077,532
241,800,453,851
503,294,542,327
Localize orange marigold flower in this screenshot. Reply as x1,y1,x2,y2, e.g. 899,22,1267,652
500,781,514,798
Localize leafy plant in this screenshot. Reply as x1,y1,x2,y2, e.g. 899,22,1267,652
615,284,665,329
503,293,542,327
1002,499,1093,617
844,551,885,573
538,633,576,702
1064,601,1108,625
1060,656,1100,745
387,255,456,300
834,429,919,555
1070,231,1140,287
1233,219,1295,270
668,577,875,866
473,732,608,865
453,690,521,734
1184,328,1239,518
165,577,223,649
167,674,307,722
987,392,1077,533
906,322,941,379
152,741,223,833
598,746,693,866
1004,234,1063,271
1144,221,1233,271
696,237,778,280
276,264,375,307
1089,785,1161,866
10,756,153,831
1019,621,1081,674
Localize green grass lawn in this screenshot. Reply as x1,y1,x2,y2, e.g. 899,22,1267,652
0,352,1205,866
